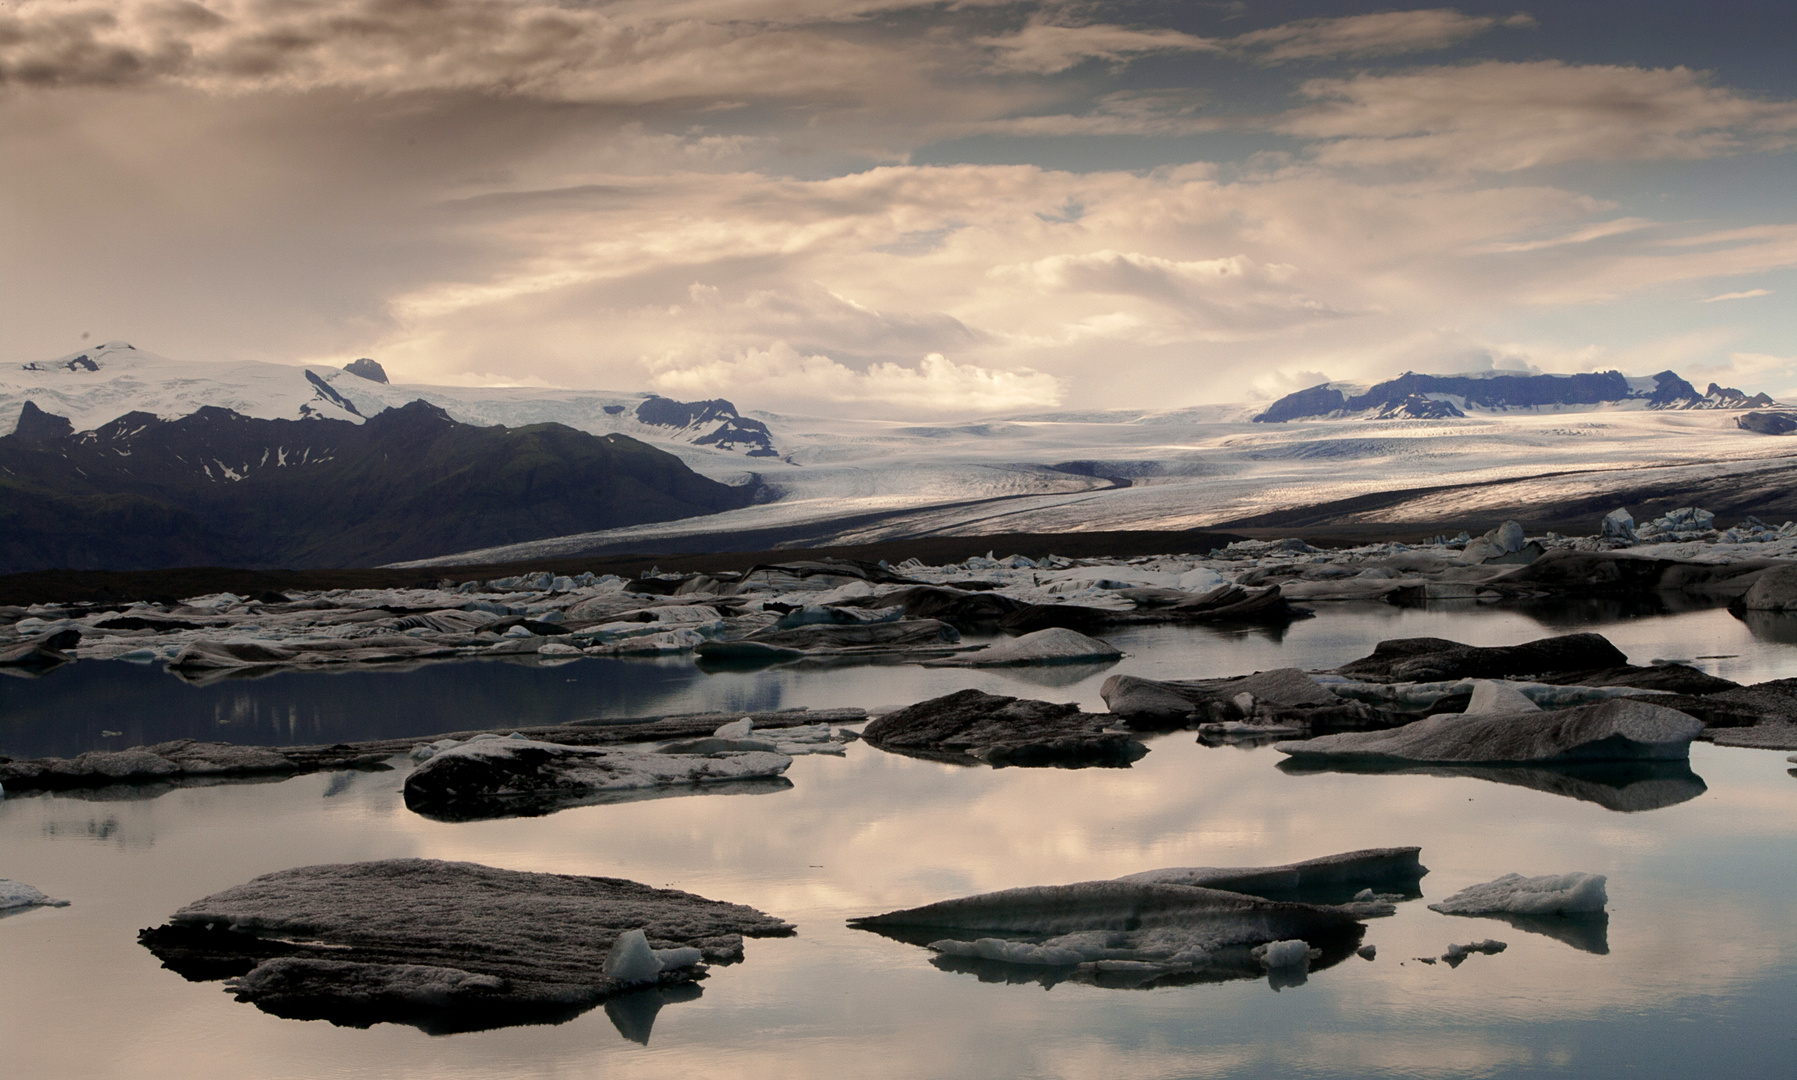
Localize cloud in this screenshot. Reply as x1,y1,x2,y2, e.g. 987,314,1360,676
1473,218,1657,255
1003,249,1342,333
1700,289,1772,303
1230,8,1534,62
1277,61,1797,172
0,0,927,103
647,343,1063,412
975,17,1217,75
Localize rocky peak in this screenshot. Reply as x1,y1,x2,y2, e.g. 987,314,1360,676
343,358,389,384
9,401,75,442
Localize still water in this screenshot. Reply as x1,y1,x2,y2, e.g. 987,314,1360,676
3,603,1795,1079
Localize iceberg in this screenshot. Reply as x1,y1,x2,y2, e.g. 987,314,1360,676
1,878,71,915
926,627,1122,667
138,859,793,1034
403,738,793,820
1275,699,1703,764
1428,872,1608,916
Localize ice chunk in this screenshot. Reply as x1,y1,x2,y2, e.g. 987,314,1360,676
938,627,1122,667
1276,699,1701,764
1463,680,1541,716
1,879,70,912
603,929,664,984
1428,872,1607,916
714,718,754,739
1253,939,1318,968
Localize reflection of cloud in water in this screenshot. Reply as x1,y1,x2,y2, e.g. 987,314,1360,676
1276,758,1708,813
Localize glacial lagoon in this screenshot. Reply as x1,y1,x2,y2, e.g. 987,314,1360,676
3,602,1795,1078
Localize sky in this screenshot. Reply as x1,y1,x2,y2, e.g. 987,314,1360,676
2,0,1794,417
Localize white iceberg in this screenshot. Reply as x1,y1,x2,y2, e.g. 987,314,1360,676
1428,872,1608,916
1,879,70,912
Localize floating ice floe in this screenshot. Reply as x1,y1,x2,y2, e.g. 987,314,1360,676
138,859,792,1035
402,737,794,819
1,879,71,913
861,689,1145,768
851,852,1401,989
1440,939,1507,967
1275,699,1703,764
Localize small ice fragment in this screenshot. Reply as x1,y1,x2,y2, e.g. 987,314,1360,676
603,929,664,985
1352,888,1375,901
714,718,754,740
1357,945,1376,961
1442,939,1507,967
1414,955,1437,965
1254,939,1316,969
504,625,534,638
1231,692,1256,715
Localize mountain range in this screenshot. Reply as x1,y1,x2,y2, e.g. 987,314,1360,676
1254,370,1774,423
0,398,754,571
4,341,1792,572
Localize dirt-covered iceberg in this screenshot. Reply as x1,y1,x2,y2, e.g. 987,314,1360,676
138,859,794,1035
860,689,1146,767
1274,699,1703,764
849,849,1416,990
402,738,794,820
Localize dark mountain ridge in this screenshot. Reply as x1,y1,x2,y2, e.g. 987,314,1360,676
0,400,757,572
633,395,779,456
1255,369,1774,423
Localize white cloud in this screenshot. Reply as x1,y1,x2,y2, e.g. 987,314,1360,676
975,17,1217,75
1231,9,1534,62
1700,288,1773,303
647,343,1063,412
1278,61,1797,172
1473,218,1657,255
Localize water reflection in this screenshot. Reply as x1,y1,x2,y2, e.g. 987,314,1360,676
604,984,704,1045
1733,609,1797,646
10,604,1797,762
1435,911,1611,955
1275,758,1709,813
403,775,795,822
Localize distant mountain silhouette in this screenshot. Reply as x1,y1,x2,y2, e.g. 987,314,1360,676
1255,370,1774,423
0,400,757,572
